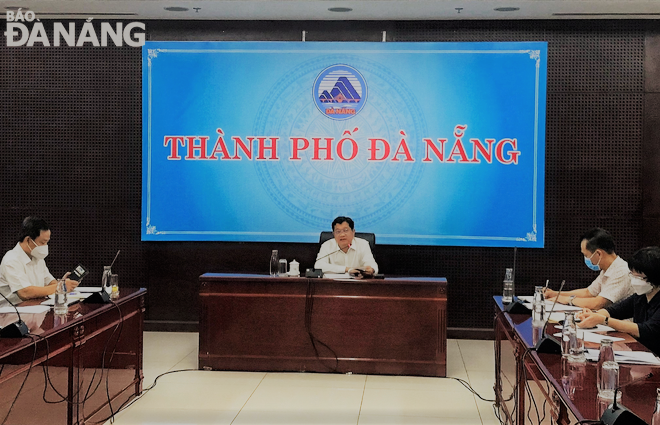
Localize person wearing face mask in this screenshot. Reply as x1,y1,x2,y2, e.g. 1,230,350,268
544,228,633,309
577,246,660,356
0,217,79,307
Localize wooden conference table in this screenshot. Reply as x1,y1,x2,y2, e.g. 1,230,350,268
494,296,660,425
0,288,146,425
199,273,447,377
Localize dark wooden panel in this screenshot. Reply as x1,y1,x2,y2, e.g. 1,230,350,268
199,274,447,376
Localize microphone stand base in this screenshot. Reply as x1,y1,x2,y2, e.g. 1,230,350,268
0,320,29,338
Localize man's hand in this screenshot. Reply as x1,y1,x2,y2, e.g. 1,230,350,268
348,269,363,279
65,279,79,292
576,309,606,328
363,266,375,275
543,288,558,299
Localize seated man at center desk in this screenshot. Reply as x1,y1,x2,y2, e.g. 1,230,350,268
314,216,378,277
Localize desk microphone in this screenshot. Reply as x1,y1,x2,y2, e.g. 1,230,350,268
534,280,565,354
600,373,653,425
503,247,529,314
0,291,29,338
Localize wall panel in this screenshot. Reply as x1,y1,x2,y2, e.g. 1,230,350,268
0,20,655,333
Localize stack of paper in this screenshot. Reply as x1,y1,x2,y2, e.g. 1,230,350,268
584,349,660,365
0,305,51,314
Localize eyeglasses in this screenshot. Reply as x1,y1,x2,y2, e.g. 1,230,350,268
333,228,352,235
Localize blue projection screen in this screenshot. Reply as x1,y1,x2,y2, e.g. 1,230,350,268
142,41,547,247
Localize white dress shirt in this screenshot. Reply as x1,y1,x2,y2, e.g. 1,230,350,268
0,242,55,306
587,255,634,303
314,237,378,274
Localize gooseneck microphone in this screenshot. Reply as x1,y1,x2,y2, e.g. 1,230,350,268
315,244,351,263
600,373,653,425
0,291,29,338
534,280,565,354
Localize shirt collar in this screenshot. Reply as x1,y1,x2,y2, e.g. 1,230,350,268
602,256,623,278
13,242,32,265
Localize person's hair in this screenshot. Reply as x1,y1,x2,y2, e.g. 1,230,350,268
332,216,354,231
628,246,660,288
17,217,50,243
580,228,616,254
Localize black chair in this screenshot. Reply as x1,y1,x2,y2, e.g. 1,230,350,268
319,231,376,252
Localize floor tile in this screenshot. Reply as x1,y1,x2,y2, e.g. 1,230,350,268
143,332,197,364
365,375,458,392
236,385,363,425
260,372,366,389
134,381,260,411
446,339,469,380
109,406,238,425
360,387,481,420
457,340,495,374
359,414,484,425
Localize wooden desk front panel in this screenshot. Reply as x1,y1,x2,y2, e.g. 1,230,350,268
199,275,447,377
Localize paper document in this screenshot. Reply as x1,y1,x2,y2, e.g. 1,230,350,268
585,349,660,365
519,296,582,312
553,332,624,344
41,292,92,306
323,273,355,280
0,305,51,314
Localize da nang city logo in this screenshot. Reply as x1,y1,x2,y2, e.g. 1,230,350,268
313,65,367,120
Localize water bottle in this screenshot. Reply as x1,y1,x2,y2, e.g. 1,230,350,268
54,277,68,315
102,266,112,294
532,285,545,325
270,250,279,276
502,268,514,304
652,388,660,425
597,339,619,400
561,312,576,358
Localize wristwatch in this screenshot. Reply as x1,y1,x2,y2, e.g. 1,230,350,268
604,316,609,326
568,295,576,306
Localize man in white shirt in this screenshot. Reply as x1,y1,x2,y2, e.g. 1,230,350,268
544,227,633,309
314,216,378,277
0,217,78,306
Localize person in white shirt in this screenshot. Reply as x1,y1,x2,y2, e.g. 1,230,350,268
0,217,78,306
544,227,633,309
314,216,378,277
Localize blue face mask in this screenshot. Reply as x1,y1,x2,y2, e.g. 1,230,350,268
584,252,601,271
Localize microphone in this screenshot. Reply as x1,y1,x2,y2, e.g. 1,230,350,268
534,280,565,354
0,291,29,338
315,244,351,263
503,247,529,314
600,373,653,425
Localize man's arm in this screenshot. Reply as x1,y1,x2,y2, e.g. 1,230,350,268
552,294,611,310
16,282,57,300
314,243,347,274
359,243,378,275
544,287,593,303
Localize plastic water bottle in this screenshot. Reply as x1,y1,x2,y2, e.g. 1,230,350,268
562,312,576,358
54,277,68,315
532,285,545,325
270,250,279,276
502,268,514,304
652,388,660,425
597,339,619,400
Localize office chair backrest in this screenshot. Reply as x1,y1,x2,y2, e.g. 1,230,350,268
319,231,376,252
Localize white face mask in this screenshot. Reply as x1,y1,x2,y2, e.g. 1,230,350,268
630,275,653,296
28,238,49,260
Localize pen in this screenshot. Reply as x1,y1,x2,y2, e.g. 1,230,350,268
543,279,550,294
